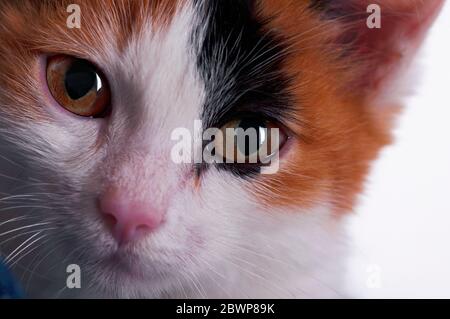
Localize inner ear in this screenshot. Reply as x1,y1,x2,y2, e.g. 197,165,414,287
310,0,444,93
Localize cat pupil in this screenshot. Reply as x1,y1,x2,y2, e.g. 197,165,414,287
64,61,98,100
236,118,266,157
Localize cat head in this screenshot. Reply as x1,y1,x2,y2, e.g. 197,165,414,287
0,0,442,297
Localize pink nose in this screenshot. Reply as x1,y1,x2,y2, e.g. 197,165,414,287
98,190,164,245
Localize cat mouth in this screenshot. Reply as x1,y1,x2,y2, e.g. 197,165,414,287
97,250,174,282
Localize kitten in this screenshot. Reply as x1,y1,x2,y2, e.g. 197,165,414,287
0,0,442,298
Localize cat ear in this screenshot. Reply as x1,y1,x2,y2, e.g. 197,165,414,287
314,0,444,96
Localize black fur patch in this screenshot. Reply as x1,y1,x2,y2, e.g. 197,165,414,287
193,0,294,177
309,0,365,21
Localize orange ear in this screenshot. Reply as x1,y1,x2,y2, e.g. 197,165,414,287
314,0,444,94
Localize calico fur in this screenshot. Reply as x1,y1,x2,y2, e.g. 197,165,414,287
0,0,442,298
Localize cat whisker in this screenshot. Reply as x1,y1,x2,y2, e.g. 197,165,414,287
0,215,33,227
177,254,207,298
0,154,25,169
4,230,49,265
0,227,57,247
23,235,76,291
190,254,231,298
0,205,54,213
8,234,53,271
0,222,53,237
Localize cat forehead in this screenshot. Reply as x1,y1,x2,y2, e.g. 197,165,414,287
88,0,293,129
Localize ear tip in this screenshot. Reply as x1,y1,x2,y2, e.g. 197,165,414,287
403,0,444,40
422,0,445,21
386,0,444,20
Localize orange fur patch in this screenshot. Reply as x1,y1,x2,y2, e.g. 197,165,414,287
0,0,180,121
253,0,440,213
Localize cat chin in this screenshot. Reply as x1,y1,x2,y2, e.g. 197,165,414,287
88,261,180,298
75,237,207,298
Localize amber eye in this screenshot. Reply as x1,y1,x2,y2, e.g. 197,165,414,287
214,117,288,164
46,55,111,117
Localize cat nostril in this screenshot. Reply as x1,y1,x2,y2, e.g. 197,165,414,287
103,213,118,229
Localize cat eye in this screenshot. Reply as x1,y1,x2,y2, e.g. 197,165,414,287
46,55,111,117
214,117,288,164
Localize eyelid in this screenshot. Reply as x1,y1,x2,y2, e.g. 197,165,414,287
217,113,292,142
213,111,288,130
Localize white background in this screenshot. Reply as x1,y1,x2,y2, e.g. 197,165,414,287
347,2,450,298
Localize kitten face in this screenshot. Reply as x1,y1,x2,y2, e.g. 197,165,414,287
0,0,442,297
